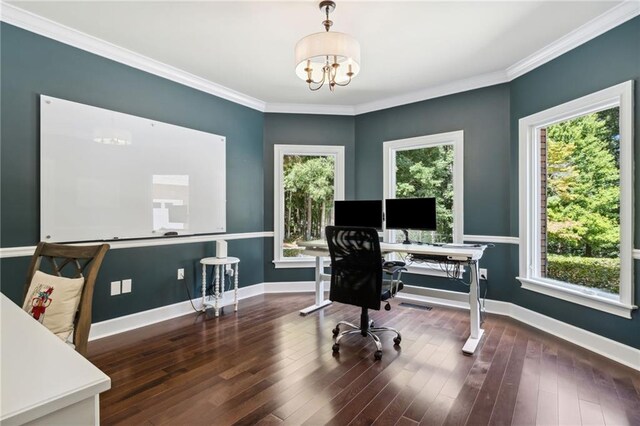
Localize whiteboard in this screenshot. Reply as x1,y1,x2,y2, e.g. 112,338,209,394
40,95,226,242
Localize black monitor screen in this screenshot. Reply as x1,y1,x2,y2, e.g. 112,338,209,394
385,198,437,231
334,200,383,229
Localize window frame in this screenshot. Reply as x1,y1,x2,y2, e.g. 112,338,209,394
383,130,464,277
273,144,345,268
517,81,636,318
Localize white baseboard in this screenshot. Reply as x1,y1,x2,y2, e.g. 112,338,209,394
89,281,320,340
501,302,640,372
397,284,469,309
263,281,316,293
90,282,263,340
89,281,640,371
398,287,640,371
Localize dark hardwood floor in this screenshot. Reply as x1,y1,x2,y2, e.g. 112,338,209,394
88,294,640,425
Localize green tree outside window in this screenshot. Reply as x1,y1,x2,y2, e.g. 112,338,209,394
395,145,454,243
282,155,335,257
545,108,621,293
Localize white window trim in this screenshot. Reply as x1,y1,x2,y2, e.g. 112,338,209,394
517,80,636,318
383,130,464,276
273,144,345,268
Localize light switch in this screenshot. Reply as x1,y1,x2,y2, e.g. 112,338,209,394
110,281,121,296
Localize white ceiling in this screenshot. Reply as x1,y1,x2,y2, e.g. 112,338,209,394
5,1,626,109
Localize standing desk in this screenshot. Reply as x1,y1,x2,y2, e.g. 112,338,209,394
297,240,487,355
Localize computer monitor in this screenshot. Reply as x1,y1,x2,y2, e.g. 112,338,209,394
385,197,437,243
334,200,383,230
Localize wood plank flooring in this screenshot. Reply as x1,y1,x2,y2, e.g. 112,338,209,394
87,294,640,425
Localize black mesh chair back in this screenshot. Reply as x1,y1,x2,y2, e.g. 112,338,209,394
326,226,382,311
325,225,403,360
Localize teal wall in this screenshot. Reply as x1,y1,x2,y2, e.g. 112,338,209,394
0,23,265,321
508,17,640,348
262,113,355,283
354,85,514,302
352,17,639,348
1,16,638,348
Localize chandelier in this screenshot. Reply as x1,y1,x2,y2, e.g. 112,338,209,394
295,1,360,91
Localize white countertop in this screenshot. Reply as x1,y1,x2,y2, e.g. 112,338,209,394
0,293,111,425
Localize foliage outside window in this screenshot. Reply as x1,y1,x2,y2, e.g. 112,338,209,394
518,81,635,318
543,108,621,294
273,145,344,267
395,145,454,243
384,131,464,264
283,155,335,257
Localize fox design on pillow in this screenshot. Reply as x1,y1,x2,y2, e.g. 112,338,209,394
28,284,54,322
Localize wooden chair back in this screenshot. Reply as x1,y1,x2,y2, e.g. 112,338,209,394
23,242,110,356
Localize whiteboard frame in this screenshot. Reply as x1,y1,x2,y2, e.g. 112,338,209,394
40,95,226,243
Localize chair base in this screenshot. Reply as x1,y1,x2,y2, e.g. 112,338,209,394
331,312,401,360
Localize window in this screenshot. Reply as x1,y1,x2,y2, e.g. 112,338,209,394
273,145,344,268
518,81,635,318
152,175,189,231
384,131,464,274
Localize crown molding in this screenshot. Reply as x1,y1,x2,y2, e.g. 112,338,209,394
507,0,640,80
2,1,638,116
0,2,266,112
265,103,355,116
354,70,509,115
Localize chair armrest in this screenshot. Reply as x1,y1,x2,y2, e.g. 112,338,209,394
383,260,406,268
383,265,406,276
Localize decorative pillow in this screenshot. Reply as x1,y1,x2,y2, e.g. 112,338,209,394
22,270,85,339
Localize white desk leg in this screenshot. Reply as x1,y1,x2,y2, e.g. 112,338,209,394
201,264,207,312
234,264,239,312
299,255,332,316
214,265,221,317
314,255,325,306
462,262,484,355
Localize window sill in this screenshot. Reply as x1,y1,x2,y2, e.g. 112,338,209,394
517,277,637,319
272,259,329,269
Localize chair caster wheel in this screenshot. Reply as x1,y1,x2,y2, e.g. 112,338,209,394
393,336,402,346
385,303,391,311
332,327,340,337
374,350,383,360
332,343,340,353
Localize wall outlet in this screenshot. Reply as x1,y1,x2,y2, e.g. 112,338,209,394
110,281,121,296
122,279,132,294
177,268,185,280
479,268,488,280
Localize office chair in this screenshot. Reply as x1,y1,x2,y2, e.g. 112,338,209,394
23,242,110,356
325,226,405,360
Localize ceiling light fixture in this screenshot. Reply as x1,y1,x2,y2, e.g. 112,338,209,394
295,1,360,92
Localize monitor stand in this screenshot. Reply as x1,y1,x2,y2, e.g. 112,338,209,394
401,229,411,244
